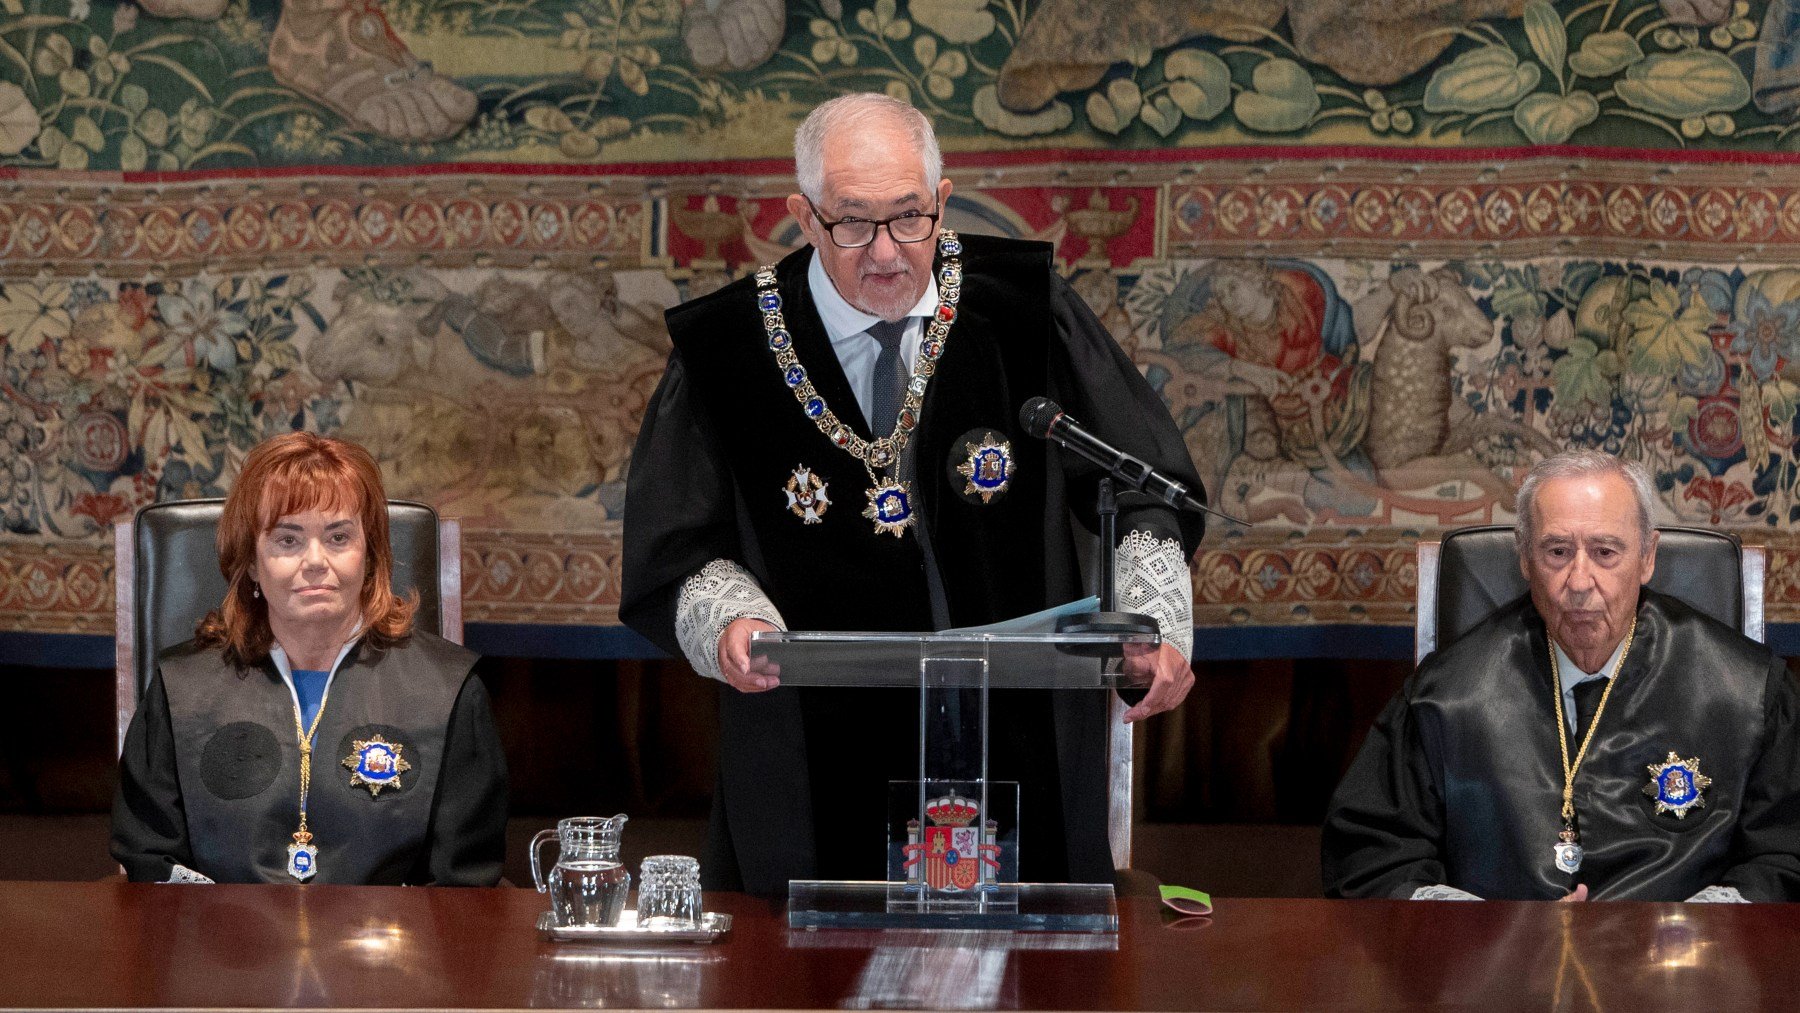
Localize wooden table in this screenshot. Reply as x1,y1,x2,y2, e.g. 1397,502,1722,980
2,880,1798,1010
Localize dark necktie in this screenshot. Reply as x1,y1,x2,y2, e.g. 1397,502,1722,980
1571,676,1609,751
867,318,909,435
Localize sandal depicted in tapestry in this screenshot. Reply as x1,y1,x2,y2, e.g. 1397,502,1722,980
269,0,477,144
137,0,231,18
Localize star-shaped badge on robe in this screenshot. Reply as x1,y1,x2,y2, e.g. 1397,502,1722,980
956,432,1014,504
1643,751,1711,818
343,735,412,797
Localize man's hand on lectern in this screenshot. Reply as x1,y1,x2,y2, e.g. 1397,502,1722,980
719,617,782,693
1120,642,1194,722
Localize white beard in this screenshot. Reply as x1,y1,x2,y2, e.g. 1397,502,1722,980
847,258,924,321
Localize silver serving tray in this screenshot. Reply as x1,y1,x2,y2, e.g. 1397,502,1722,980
536,909,732,944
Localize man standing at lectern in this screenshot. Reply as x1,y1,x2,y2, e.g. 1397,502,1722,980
1324,450,1800,901
621,93,1205,894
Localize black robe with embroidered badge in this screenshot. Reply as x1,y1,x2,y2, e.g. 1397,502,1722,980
111,631,508,885
1323,590,1800,901
621,234,1204,894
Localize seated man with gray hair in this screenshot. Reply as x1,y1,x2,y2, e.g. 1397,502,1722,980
1323,449,1800,901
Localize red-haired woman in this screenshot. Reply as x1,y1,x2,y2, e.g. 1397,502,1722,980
111,432,508,885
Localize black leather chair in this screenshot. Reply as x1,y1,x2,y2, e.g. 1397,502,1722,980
113,499,462,753
1415,524,1765,663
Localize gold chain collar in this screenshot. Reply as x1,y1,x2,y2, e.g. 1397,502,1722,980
754,230,964,478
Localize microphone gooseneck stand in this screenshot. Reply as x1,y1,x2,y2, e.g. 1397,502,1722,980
1018,395,1248,653
1055,477,1159,649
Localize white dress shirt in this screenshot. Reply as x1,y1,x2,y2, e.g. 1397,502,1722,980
1552,636,1628,738
807,250,938,423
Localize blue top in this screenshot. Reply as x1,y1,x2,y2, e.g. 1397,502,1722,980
292,669,330,732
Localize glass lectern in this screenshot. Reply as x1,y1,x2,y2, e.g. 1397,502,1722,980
750,628,1155,932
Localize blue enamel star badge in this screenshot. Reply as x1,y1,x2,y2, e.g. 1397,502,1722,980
343,735,413,797
864,479,914,537
1643,751,1711,818
956,432,1014,504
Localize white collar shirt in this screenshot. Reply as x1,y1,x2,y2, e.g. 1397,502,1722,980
1552,636,1629,738
806,249,939,425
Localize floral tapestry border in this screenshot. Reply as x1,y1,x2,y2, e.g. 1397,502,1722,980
10,155,1800,279
11,528,1800,640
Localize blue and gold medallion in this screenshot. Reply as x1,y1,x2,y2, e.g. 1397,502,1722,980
287,831,318,881
1552,827,1582,874
343,735,412,797
1644,752,1711,818
864,479,915,537
956,432,1014,504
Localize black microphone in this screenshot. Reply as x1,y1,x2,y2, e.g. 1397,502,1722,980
1020,396,1232,521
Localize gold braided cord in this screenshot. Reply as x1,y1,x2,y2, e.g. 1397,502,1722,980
1548,616,1638,826
291,680,333,841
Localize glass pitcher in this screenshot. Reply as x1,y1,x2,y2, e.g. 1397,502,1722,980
531,814,630,927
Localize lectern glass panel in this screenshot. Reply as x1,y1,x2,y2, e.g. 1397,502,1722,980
751,630,1153,932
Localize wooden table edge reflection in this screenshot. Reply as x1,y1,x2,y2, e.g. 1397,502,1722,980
0,880,1796,1011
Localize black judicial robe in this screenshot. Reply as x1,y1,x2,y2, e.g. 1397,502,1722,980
111,631,508,885
621,234,1204,893
1323,590,1800,901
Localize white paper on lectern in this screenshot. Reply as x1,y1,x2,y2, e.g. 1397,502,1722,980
943,596,1100,635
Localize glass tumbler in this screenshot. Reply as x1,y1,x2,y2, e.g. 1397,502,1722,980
637,855,702,929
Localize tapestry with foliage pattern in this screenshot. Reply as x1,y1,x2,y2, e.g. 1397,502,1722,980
5,0,1800,650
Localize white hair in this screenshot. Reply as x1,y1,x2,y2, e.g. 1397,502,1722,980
793,93,943,204
1514,449,1657,553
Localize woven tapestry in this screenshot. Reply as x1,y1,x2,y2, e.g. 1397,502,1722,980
5,0,1800,652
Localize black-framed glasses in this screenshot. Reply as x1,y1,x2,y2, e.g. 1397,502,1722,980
805,196,940,248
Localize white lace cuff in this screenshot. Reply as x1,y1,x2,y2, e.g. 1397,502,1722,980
1410,884,1482,901
163,864,215,884
1116,530,1192,661
1685,885,1748,903
675,559,787,682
